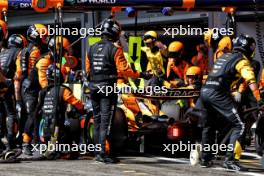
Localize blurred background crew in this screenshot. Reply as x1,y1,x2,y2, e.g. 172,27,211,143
142,30,168,85
204,29,232,62
167,41,190,86
191,44,208,74
21,35,71,156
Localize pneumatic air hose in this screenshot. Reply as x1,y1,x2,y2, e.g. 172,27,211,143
254,0,264,64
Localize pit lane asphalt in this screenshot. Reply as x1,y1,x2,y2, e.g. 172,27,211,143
0,151,262,176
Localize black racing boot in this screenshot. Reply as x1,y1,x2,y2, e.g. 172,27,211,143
223,159,248,172
200,160,213,168
94,154,104,163
103,156,115,164
22,143,33,156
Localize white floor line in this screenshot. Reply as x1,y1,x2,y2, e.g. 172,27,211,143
242,152,262,159
154,157,190,164
240,172,264,176
213,167,264,176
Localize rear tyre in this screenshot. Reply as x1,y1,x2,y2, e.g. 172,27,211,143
110,107,128,153
83,113,94,145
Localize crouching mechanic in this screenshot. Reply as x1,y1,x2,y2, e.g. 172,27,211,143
200,34,263,171
86,18,150,163
33,64,83,158
21,36,70,155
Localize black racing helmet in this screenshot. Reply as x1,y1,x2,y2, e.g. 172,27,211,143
46,64,64,84
27,24,48,44
7,34,27,48
233,34,256,59
101,18,121,41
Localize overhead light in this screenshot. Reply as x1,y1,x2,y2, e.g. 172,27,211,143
162,7,174,16
125,7,137,17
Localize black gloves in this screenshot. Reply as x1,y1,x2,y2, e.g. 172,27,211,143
140,72,152,80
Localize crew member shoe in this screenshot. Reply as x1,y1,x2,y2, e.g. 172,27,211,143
103,156,115,164
22,143,33,156
223,159,248,172
200,160,213,168
94,155,104,163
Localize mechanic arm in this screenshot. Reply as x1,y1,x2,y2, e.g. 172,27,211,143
115,47,140,79
37,58,50,89
63,88,84,111
155,41,168,57
236,59,260,102
14,55,22,101
166,58,173,78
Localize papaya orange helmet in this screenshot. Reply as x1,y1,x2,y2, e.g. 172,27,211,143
168,41,184,58
186,66,201,77
48,36,71,53
186,66,202,85
143,31,158,44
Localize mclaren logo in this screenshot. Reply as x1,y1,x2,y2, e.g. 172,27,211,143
88,0,116,4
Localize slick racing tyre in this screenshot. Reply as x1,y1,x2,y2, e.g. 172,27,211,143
111,107,128,152
84,108,128,154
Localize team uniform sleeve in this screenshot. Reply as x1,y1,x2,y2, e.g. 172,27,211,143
115,47,140,79
63,88,84,111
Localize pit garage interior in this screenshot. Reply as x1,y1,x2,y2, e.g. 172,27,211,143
7,10,264,73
